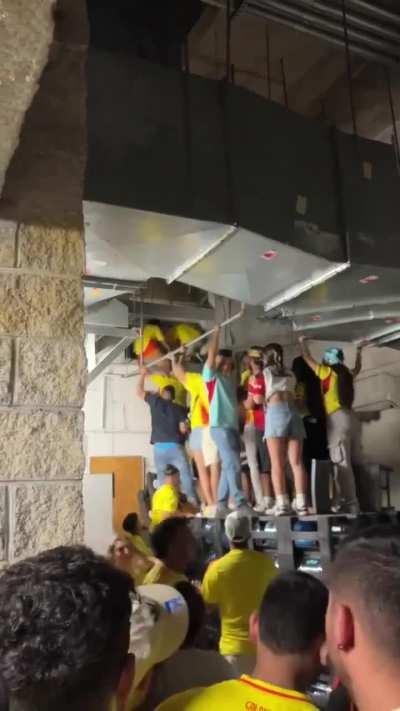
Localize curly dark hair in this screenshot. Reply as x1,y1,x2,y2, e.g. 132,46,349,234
0,546,133,711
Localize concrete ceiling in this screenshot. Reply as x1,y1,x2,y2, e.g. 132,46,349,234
189,1,400,141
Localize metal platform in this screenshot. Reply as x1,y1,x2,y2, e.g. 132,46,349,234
192,511,399,576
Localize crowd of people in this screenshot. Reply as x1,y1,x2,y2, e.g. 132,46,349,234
1,518,400,711
137,324,364,518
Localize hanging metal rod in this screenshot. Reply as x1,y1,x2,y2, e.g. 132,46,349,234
245,0,400,59
236,3,400,65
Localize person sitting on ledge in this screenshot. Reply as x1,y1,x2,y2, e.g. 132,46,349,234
157,570,328,710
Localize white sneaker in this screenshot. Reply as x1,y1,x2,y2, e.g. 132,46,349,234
295,504,309,517
264,497,275,510
253,502,266,514
274,503,291,516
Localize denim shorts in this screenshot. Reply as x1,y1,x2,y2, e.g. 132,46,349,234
265,402,306,440
189,426,203,452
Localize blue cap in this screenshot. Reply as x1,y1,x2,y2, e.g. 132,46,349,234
323,347,344,366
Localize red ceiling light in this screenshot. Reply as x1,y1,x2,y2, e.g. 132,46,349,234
261,250,278,261
359,275,379,284
312,314,321,321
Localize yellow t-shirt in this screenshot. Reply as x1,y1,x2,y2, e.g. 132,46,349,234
150,374,187,407
201,549,278,656
184,372,210,429
155,676,318,711
126,533,153,558
167,323,202,347
150,483,180,527
134,324,166,356
314,364,340,416
143,559,187,586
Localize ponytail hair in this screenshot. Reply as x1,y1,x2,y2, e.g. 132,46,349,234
264,343,284,375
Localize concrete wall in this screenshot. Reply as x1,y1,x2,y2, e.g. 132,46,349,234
0,1,88,563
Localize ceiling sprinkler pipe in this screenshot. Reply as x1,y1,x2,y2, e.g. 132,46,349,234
293,310,376,331
119,304,246,378
243,4,399,65
295,0,400,43
350,0,400,26
281,295,400,319
254,0,400,55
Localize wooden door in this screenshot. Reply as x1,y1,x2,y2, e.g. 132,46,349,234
90,456,145,534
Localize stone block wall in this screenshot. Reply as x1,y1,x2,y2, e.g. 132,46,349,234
0,0,88,562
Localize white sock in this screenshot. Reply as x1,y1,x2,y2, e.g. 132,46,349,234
296,493,307,509
276,494,290,507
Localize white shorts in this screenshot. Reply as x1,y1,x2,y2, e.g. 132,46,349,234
202,426,220,467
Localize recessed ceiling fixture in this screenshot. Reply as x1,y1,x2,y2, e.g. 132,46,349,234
359,275,379,284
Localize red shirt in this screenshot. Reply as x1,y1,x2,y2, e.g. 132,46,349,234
247,374,266,431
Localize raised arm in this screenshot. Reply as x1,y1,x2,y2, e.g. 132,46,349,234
352,345,363,378
206,325,220,370
170,352,187,385
136,366,148,400
299,336,319,372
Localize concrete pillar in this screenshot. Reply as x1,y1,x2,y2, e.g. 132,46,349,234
0,0,88,562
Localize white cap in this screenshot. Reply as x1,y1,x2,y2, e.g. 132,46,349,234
225,511,251,544
129,584,189,688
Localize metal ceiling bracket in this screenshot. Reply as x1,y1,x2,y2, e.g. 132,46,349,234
88,337,134,385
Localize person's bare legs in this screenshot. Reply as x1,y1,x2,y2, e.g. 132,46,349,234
193,450,214,507
266,437,288,496
260,472,274,498
210,462,220,505
288,438,308,514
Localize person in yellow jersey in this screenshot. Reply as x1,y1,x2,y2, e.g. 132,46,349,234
156,570,328,711
299,337,363,514
134,321,167,363
143,516,197,587
150,351,188,407
202,511,277,675
150,465,198,528
122,512,153,557
172,353,220,514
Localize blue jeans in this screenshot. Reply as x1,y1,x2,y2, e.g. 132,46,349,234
210,427,245,506
154,445,196,502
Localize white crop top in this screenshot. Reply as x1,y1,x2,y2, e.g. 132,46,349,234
264,366,296,400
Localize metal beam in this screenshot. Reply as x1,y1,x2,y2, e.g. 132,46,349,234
129,301,215,323
85,324,140,338
88,337,133,385
83,275,147,291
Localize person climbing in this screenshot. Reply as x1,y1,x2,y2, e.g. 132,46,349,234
299,338,363,514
